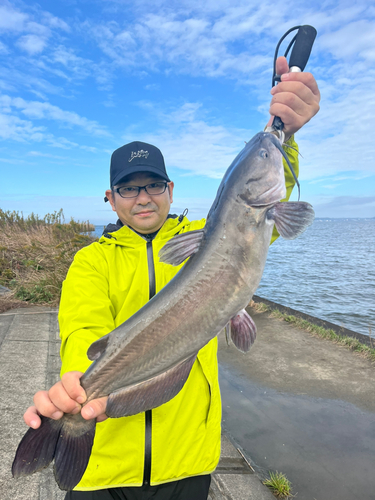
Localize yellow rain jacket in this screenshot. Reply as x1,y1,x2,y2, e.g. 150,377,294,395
58,137,299,491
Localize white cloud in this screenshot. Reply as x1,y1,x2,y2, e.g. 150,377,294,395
0,111,46,142
0,40,9,53
1,95,110,136
123,101,253,178
319,20,375,61
42,12,70,32
27,151,69,159
296,79,375,181
0,4,27,32
16,34,47,54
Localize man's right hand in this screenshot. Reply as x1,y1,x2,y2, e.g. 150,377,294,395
23,371,108,429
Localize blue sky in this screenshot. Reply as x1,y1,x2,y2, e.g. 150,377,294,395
1,0,374,224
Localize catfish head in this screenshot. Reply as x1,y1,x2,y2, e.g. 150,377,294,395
234,132,287,207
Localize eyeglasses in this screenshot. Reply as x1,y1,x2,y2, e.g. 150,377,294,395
114,181,168,199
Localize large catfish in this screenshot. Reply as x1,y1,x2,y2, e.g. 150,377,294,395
12,132,314,490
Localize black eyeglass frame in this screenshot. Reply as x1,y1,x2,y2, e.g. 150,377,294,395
113,181,169,199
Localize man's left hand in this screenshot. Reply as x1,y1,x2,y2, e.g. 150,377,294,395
267,56,320,140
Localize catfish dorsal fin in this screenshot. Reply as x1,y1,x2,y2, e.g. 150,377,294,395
87,334,110,361
267,201,315,240
159,229,205,266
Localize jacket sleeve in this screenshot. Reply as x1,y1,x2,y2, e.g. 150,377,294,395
58,243,115,376
270,134,299,245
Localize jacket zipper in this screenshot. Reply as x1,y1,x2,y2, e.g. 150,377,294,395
143,238,156,485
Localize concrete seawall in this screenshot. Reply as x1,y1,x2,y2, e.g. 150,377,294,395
252,294,373,347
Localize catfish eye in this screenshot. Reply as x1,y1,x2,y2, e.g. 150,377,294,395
259,149,268,159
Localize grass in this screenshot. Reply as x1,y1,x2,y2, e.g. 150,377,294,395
0,209,96,313
252,301,375,363
263,471,293,498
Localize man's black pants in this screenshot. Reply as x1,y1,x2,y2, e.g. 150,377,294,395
64,475,211,500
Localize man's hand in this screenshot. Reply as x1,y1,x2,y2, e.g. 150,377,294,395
267,56,320,140
23,371,108,429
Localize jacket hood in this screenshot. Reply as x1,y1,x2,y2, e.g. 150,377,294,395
99,214,190,248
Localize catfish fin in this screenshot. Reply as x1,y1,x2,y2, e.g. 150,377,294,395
12,413,96,491
106,354,197,417
267,201,315,240
12,416,63,478
87,334,110,361
159,230,204,266
53,413,96,491
230,309,257,353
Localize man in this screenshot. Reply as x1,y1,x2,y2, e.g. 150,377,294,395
23,58,320,499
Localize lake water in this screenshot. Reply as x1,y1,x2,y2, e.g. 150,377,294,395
93,218,375,337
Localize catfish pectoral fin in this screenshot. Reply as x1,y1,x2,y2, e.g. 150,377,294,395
159,229,204,266
87,333,110,361
12,413,96,491
267,201,315,240
106,354,197,418
228,309,257,353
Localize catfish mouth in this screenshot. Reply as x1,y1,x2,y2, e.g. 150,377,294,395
249,181,286,207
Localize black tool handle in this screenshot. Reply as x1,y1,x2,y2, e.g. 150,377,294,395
288,25,317,71
272,25,317,134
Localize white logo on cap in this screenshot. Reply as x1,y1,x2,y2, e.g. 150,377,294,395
129,150,149,162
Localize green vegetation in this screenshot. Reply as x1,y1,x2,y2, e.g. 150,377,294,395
0,209,97,313
252,301,375,363
263,470,293,498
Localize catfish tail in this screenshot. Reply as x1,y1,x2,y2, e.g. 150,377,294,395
12,413,96,491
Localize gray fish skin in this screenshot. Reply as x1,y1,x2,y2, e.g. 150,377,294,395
12,131,314,490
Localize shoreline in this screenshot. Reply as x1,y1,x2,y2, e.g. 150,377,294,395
252,294,373,348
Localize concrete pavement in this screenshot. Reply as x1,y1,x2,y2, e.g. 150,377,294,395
0,306,274,500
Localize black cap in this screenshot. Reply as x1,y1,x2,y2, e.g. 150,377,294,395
110,141,171,187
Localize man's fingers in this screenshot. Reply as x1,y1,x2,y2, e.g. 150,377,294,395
81,397,108,420
270,91,311,120
275,56,289,77
24,406,41,429
269,102,306,134
33,390,64,420
61,371,87,404
280,72,320,98
271,81,316,106
49,381,82,415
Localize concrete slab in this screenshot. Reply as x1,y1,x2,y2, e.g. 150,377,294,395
0,309,63,500
6,313,52,342
210,474,275,500
0,314,14,347
210,435,275,500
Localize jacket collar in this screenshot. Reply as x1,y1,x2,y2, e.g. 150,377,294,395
99,214,189,248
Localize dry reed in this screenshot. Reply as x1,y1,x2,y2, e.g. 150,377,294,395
0,209,97,313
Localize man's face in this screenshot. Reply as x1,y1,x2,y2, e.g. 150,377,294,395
105,172,174,234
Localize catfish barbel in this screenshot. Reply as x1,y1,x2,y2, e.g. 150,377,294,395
12,132,314,490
